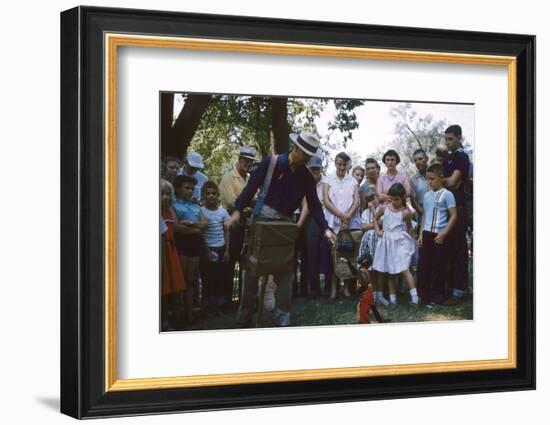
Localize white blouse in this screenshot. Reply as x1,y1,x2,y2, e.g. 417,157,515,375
326,173,361,233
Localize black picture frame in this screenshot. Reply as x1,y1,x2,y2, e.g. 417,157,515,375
60,5,535,419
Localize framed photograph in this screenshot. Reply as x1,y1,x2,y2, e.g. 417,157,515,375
60,5,535,419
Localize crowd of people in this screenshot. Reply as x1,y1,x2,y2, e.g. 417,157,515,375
160,124,473,330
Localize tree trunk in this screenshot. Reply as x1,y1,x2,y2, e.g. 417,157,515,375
270,97,289,154
162,94,211,159
405,122,425,151
160,93,174,156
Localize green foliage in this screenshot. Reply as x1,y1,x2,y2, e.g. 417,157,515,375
389,103,449,175
288,97,327,134
188,95,364,180
327,99,365,145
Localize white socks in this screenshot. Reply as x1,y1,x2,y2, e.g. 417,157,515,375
410,288,419,304
375,291,390,306
262,275,277,312
376,290,419,305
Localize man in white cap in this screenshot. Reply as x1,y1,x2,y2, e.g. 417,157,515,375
225,131,336,327
180,151,208,203
218,146,257,312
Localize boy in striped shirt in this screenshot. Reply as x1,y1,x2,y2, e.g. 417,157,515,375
417,163,457,306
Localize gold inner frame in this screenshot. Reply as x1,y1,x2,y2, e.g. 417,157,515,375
104,33,517,392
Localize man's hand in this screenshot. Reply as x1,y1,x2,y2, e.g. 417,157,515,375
434,232,447,245
224,210,241,230
206,249,214,263
418,234,423,247
324,229,337,246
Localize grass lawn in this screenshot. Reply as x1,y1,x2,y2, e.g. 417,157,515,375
185,287,473,331
178,259,474,332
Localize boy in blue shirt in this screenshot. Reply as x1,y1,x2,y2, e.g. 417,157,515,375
417,163,457,306
172,175,208,324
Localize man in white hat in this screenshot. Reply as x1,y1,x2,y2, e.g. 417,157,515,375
225,131,336,327
218,146,257,312
179,151,208,203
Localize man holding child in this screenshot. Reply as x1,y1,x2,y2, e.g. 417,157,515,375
440,124,471,306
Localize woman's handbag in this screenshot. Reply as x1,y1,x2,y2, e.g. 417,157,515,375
333,229,364,279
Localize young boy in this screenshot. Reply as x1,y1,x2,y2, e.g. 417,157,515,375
200,181,231,316
417,163,457,306
172,175,208,324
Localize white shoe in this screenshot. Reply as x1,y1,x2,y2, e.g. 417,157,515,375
376,296,390,306
263,280,277,312
273,309,290,326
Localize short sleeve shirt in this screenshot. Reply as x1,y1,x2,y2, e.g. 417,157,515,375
219,166,248,210
378,171,409,195
201,206,230,248
172,198,201,222
442,148,470,207
422,189,456,233
360,206,380,225
326,173,361,232
410,173,429,208
359,180,377,194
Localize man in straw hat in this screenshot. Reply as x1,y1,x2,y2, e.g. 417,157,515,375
219,146,257,211
225,131,336,327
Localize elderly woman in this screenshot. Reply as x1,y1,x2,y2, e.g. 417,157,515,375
376,149,411,204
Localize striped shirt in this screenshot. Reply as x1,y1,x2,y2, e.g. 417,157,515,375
422,189,456,233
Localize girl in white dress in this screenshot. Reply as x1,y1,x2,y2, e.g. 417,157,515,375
357,187,390,306
372,183,419,306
